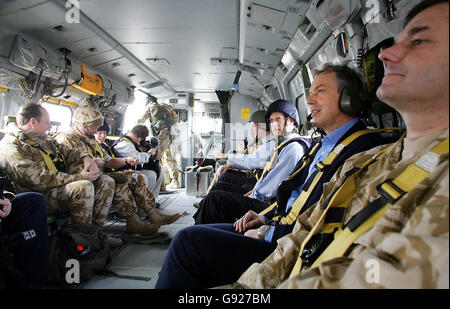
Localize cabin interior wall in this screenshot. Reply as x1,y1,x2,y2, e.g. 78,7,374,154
0,89,28,129
225,92,260,153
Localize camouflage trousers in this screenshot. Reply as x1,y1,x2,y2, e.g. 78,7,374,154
45,174,115,225
157,130,179,183
112,170,157,218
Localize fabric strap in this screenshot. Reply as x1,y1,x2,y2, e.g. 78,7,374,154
289,136,448,277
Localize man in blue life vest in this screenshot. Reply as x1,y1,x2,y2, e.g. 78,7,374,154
192,99,311,225
208,109,275,196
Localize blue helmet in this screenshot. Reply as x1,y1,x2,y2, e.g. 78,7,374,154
265,99,300,128
97,120,110,133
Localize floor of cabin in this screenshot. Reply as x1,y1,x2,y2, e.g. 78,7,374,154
77,188,201,289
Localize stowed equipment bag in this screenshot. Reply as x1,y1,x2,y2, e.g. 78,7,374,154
49,223,110,285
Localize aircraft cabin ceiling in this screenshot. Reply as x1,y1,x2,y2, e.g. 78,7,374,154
0,0,314,101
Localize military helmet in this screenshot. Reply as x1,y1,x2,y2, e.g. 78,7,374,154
265,99,300,128
250,110,266,124
72,104,104,127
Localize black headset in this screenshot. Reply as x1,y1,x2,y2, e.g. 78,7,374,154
303,84,369,135
338,86,369,116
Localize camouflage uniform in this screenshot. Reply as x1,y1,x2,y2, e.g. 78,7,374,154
236,129,449,289
54,105,181,231
54,128,156,218
138,102,180,188
0,125,114,225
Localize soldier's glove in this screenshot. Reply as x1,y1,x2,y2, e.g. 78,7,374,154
106,172,128,184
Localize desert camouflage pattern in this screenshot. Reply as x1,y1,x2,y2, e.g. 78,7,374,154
157,128,179,183
138,103,179,184
54,129,113,172
72,104,104,128
236,129,449,289
45,174,114,224
112,170,158,217
54,130,159,218
137,102,178,132
0,125,113,224
161,103,179,122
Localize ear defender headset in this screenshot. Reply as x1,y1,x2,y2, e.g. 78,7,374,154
303,85,365,130
303,85,368,140
338,86,370,117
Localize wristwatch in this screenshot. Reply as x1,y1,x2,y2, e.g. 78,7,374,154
257,225,270,240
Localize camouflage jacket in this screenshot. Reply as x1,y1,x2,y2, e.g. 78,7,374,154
54,129,112,173
237,129,449,289
138,103,177,136
0,126,87,193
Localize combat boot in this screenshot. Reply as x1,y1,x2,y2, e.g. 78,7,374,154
147,208,182,226
126,214,160,236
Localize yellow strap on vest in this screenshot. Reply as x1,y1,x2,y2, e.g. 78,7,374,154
105,143,115,158
259,202,277,216
289,143,392,277
94,140,104,159
311,137,449,269
280,128,404,225
257,143,320,217
247,144,258,179
247,143,257,155
280,130,375,225
259,128,403,220
259,137,291,181
84,139,105,159
36,148,58,171
289,137,448,277
284,143,321,182
25,140,59,171
253,138,303,212
119,136,134,146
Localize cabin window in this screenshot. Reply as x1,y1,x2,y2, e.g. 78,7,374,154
123,91,147,134
41,102,72,133
192,114,222,136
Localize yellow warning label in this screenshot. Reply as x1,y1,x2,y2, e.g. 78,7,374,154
241,108,250,119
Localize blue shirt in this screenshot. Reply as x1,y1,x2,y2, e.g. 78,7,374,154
250,133,310,202
264,118,359,242
227,134,276,170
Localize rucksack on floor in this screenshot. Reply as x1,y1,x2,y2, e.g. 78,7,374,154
48,223,110,286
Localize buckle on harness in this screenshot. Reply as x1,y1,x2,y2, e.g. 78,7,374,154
376,179,406,204
315,162,328,172
300,233,334,267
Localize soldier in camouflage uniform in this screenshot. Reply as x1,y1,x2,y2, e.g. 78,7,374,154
0,103,115,227
54,103,181,236
234,0,449,289
137,96,180,189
